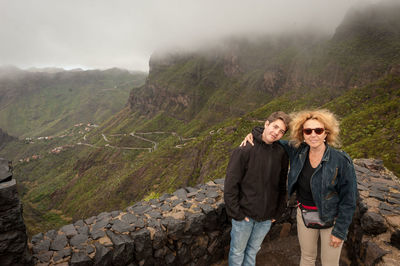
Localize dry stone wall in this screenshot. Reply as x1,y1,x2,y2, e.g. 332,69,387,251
30,180,230,266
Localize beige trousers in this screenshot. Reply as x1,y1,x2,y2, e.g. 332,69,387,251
297,207,343,266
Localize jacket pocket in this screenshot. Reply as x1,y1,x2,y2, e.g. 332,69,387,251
324,191,339,217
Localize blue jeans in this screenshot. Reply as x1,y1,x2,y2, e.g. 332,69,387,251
229,217,272,266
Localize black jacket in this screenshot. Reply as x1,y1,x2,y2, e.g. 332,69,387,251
224,135,289,221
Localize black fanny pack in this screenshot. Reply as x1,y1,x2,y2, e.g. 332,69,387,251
299,204,334,229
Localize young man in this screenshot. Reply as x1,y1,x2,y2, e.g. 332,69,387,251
224,111,290,266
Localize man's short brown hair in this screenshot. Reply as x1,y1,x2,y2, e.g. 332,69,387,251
266,111,291,132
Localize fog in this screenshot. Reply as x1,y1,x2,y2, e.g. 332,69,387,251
0,0,382,71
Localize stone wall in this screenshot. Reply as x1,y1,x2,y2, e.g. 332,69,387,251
347,159,400,265
22,159,400,265
30,180,230,266
0,178,32,265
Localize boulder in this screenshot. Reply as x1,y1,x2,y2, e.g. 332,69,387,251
70,251,92,266
360,211,387,235
390,229,400,249
70,234,88,248
50,234,68,251
60,224,78,238
361,241,389,265
94,242,113,266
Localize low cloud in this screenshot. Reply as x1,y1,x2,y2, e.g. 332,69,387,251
0,0,382,71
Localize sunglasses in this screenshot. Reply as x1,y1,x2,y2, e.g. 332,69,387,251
303,128,325,135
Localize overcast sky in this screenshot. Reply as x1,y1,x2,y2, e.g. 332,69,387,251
0,0,381,72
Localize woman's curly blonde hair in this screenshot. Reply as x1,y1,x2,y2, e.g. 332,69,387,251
289,109,341,148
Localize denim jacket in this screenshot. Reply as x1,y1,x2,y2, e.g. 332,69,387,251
251,126,357,240
280,140,357,240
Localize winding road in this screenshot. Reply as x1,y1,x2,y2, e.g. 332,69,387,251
79,130,200,152
29,126,224,159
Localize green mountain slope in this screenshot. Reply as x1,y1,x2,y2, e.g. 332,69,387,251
0,67,147,137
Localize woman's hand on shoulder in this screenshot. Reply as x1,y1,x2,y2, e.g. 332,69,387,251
240,133,254,147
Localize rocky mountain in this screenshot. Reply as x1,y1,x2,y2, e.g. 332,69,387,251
128,2,400,136
1,0,399,236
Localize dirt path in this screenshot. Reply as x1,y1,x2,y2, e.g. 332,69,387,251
101,133,109,142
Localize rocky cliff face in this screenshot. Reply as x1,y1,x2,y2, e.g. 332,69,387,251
128,82,192,118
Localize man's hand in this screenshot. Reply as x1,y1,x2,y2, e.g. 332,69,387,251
240,133,254,147
245,217,250,222
329,234,343,248
272,219,276,223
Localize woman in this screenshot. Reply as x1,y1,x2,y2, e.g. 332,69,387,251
241,109,357,266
